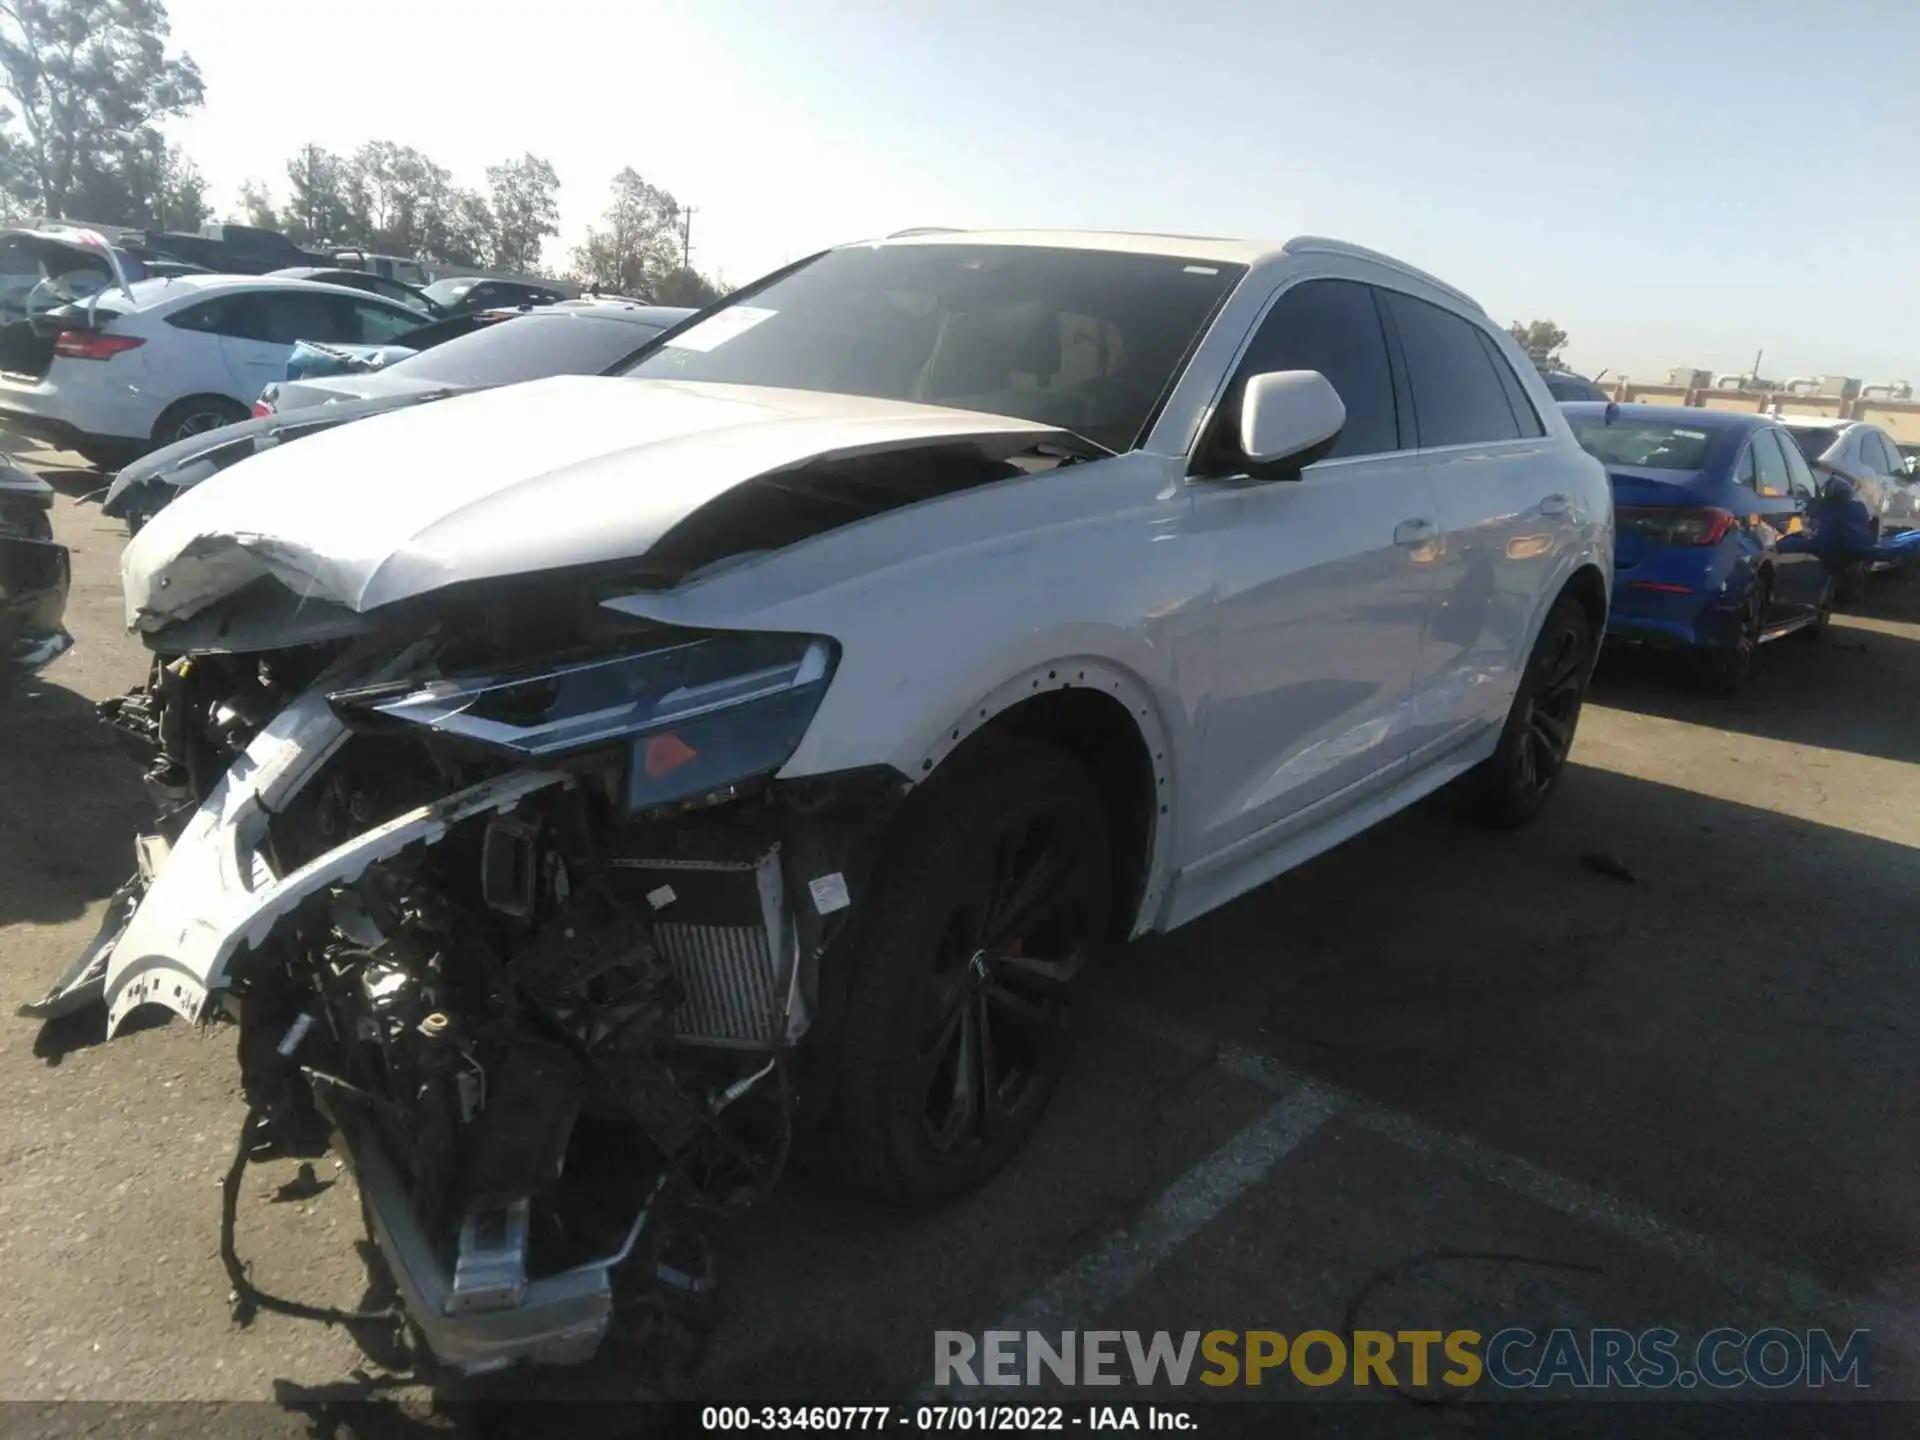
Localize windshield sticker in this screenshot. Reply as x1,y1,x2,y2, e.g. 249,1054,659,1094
1183,265,1221,275
667,305,777,353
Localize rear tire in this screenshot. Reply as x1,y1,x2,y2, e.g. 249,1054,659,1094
151,396,248,448
1697,575,1766,693
1833,559,1869,606
831,734,1112,1205
1462,590,1596,828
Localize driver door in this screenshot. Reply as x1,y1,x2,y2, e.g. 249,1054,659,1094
1181,278,1437,867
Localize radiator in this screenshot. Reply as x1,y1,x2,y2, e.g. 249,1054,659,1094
608,847,793,1049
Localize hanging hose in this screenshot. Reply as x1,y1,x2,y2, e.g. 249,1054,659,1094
219,1104,399,1329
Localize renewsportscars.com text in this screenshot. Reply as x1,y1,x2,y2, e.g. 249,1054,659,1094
934,1327,1871,1391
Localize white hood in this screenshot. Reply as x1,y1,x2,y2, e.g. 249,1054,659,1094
122,375,1061,630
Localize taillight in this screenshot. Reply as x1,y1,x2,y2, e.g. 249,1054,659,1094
253,385,279,418
52,330,145,361
1615,505,1735,547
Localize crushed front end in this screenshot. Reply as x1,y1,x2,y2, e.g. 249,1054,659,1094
27,606,902,1377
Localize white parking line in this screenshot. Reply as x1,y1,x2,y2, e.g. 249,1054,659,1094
920,1079,1338,1400
923,1004,1915,1400
1137,1003,1920,1360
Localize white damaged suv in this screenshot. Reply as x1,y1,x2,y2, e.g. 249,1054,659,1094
32,230,1610,1376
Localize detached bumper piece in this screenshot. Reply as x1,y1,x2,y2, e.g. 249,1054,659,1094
1866,525,1920,572
0,532,72,683
322,1095,653,1376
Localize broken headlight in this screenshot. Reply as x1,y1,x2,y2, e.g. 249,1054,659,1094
329,632,835,814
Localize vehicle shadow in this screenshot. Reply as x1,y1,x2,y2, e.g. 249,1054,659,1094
1110,760,1919,1294
1590,578,1920,768
4,441,108,499
0,675,146,929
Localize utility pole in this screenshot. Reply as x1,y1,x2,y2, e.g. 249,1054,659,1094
681,207,694,271
1751,348,1764,387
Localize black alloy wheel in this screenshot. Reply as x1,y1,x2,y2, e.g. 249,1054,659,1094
1700,577,1766,695
833,735,1111,1203
1464,590,1596,827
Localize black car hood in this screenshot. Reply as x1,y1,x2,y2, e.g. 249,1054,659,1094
102,389,454,518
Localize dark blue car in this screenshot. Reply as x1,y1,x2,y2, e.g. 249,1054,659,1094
1562,403,1836,691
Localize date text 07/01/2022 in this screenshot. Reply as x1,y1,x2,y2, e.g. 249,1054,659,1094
700,1405,1197,1432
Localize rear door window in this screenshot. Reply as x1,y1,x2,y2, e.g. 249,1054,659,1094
1751,429,1791,498
172,290,346,344
1774,430,1818,499
1865,430,1902,476
1380,291,1522,447
1473,329,1546,437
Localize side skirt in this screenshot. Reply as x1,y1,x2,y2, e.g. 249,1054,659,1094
1155,724,1501,934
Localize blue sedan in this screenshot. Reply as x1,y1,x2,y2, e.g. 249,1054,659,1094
1562,404,1836,691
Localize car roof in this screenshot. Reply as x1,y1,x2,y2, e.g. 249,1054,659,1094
1558,402,1779,435
1769,413,1855,432
270,266,378,281
119,272,425,310
857,228,1481,311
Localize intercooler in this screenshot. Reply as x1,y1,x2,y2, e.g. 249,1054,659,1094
608,847,795,1049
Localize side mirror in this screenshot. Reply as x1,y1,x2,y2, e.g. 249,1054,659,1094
1235,369,1346,478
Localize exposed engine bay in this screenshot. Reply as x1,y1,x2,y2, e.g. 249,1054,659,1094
28,617,902,1378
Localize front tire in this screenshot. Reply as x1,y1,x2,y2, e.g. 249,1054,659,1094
832,735,1112,1204
1463,591,1596,828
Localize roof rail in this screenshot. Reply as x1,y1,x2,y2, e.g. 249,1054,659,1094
1281,236,1482,312
886,226,967,239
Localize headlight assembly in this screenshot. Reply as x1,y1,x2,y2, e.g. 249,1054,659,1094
329,632,836,813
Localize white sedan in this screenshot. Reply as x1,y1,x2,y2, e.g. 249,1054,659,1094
0,251,424,467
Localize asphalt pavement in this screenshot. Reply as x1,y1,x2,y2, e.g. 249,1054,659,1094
1,442,1915,1427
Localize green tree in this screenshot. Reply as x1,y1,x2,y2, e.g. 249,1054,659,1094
569,167,692,298
236,177,276,230
1507,319,1569,365
650,265,722,307
485,152,559,272
282,143,351,246
0,0,204,219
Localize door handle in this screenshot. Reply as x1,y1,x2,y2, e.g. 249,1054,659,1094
1539,493,1570,517
1393,518,1436,547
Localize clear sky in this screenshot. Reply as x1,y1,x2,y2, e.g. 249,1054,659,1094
163,0,1919,383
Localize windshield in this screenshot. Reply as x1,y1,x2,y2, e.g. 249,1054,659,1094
1785,426,1841,463
1569,419,1718,470
382,311,665,386
423,277,477,306
620,243,1247,451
